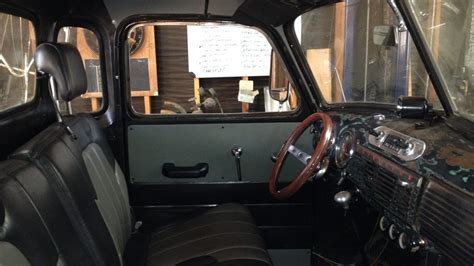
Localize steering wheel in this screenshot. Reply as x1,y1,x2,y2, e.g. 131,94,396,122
269,112,334,199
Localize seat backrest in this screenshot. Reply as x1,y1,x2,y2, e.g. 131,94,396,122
10,42,132,265
0,242,30,266
0,159,88,265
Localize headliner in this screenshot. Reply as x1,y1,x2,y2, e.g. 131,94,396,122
1,0,331,30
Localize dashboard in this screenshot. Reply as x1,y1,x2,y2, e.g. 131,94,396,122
326,112,474,265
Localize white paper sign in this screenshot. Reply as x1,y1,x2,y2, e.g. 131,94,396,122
238,80,259,103
187,25,272,78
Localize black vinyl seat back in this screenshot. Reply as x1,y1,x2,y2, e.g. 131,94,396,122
0,160,94,265
0,160,59,265
6,42,132,265
11,119,122,265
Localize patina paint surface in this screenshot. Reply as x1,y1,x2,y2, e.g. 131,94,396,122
327,112,474,193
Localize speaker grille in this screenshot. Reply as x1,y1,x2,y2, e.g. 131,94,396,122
419,180,474,265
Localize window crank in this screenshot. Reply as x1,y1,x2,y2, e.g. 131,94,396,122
231,146,243,181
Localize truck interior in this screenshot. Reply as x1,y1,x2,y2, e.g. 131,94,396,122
0,0,472,265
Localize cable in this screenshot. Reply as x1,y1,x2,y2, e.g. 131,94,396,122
0,55,35,77
365,214,382,251
370,238,390,266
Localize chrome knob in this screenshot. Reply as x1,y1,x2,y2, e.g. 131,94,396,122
334,191,352,210
379,216,390,231
231,146,243,159
398,232,409,250
389,224,399,240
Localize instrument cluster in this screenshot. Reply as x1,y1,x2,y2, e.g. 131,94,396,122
334,129,356,169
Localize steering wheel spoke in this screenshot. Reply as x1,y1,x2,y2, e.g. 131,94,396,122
288,144,311,165
269,112,334,199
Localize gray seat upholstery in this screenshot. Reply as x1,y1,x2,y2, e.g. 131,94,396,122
148,203,270,265
0,42,272,265
0,160,81,265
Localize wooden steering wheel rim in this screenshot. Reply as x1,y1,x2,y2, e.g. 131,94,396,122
269,112,334,199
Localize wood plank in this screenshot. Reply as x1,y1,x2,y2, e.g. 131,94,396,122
90,98,99,112
289,85,298,109
271,51,277,89
194,78,201,104
241,76,249,112
144,96,151,114
333,2,346,102
426,0,442,104
306,49,332,102
408,59,413,96
143,26,158,95
76,28,100,61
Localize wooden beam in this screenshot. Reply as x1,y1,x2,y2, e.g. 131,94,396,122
270,51,277,89
145,26,158,96
426,0,442,104
408,60,413,96
91,98,99,112
144,96,151,114
241,76,249,112
289,85,298,109
333,2,346,102
307,49,332,102
194,78,201,105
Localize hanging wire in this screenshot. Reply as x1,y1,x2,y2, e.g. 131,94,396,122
0,55,35,77
0,14,35,78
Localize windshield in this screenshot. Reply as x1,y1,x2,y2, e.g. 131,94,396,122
406,0,474,121
295,1,442,109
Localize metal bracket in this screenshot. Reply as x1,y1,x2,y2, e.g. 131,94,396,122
387,0,408,32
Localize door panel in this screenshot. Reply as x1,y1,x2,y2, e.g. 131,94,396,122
127,122,313,184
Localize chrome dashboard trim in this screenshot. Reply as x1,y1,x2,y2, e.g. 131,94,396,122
288,144,311,165
335,129,356,168
368,126,426,161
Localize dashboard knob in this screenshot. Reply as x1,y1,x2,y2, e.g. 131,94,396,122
410,236,427,253
399,233,426,252
389,224,399,240
334,191,352,210
398,232,409,249
379,216,390,231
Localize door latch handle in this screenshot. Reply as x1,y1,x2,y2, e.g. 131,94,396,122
231,147,243,181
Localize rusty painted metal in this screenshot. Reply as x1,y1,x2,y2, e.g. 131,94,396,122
328,112,474,193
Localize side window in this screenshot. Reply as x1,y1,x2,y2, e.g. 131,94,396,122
57,27,104,114
126,23,299,115
0,13,36,112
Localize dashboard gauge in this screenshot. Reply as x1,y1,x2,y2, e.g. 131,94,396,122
335,129,356,168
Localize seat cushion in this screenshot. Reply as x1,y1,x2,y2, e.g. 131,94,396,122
147,203,271,266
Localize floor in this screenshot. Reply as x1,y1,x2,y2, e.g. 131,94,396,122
268,249,311,266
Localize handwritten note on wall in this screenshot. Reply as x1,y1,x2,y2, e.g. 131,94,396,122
187,25,272,78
